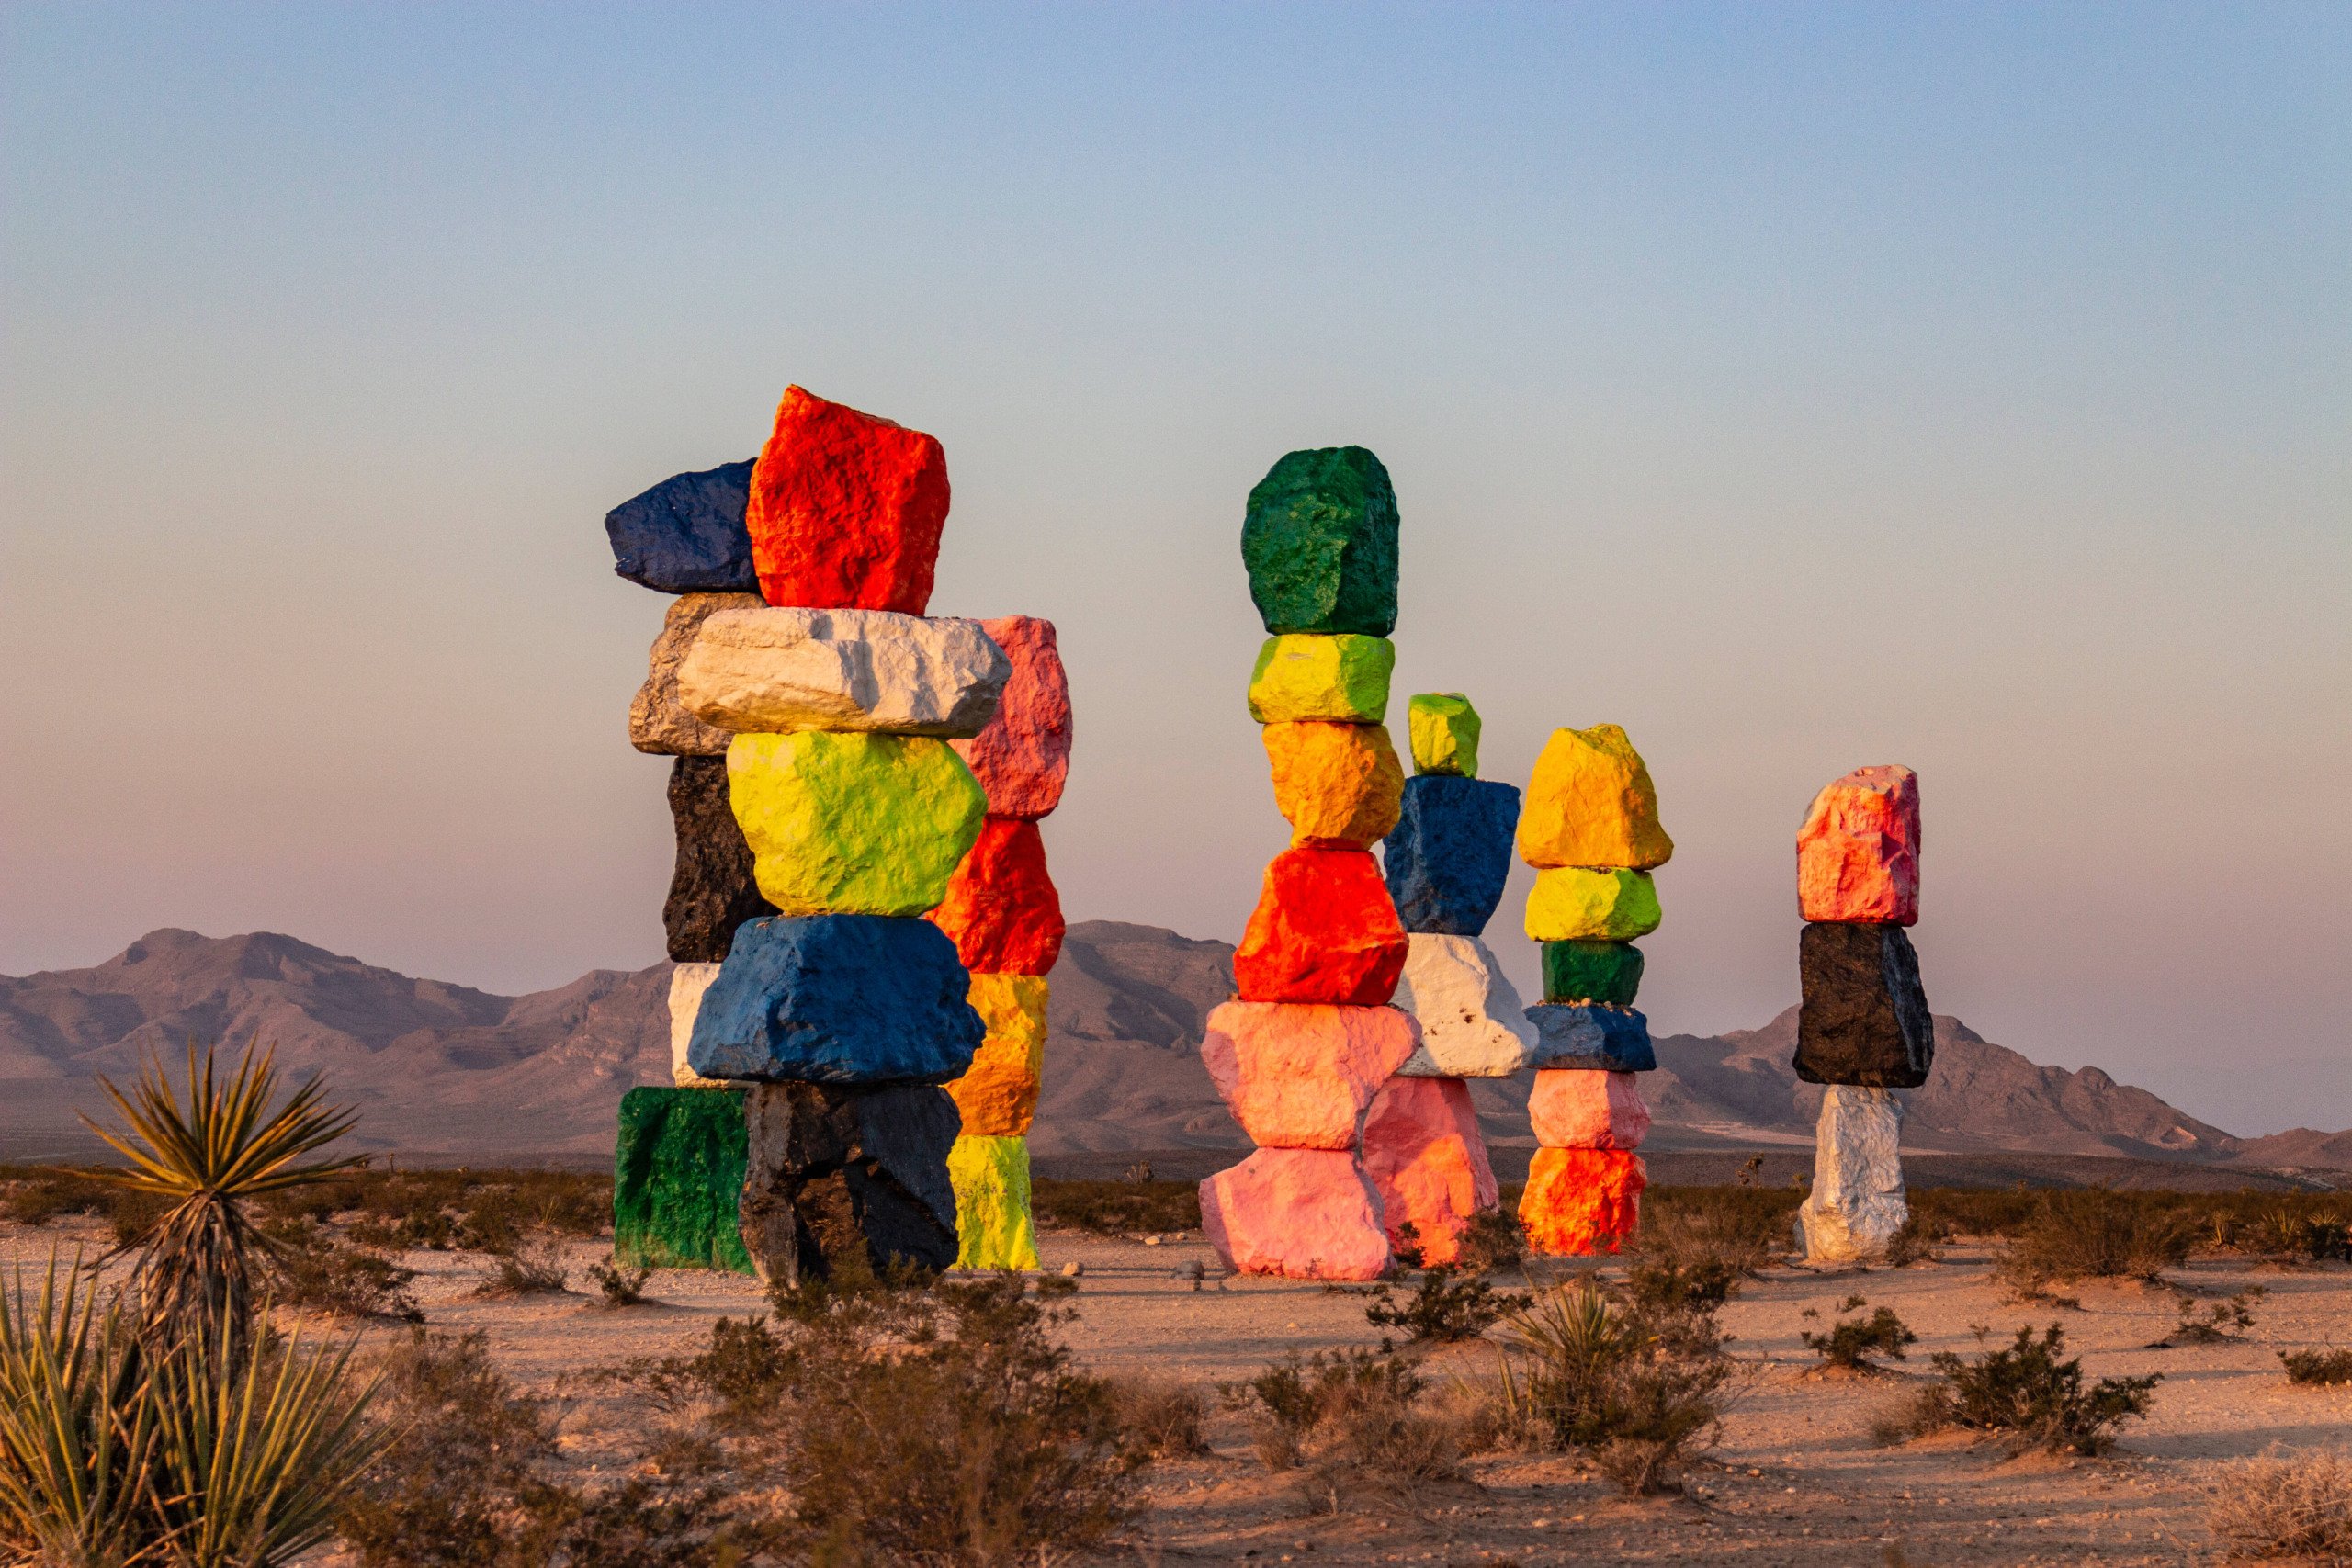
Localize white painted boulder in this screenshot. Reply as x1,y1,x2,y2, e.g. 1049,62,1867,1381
668,963,727,1088
1797,1086,1909,1264
676,607,1009,737
630,592,767,755
1389,932,1537,1077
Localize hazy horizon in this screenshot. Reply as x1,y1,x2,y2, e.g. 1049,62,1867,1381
4,4,2346,1135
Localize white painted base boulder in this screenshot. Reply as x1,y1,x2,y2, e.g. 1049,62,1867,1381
1390,933,1538,1077
676,608,1008,737
668,963,728,1088
1797,1086,1909,1265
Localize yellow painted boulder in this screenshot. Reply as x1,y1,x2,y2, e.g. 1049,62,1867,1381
1524,867,1661,942
1264,721,1404,848
945,973,1047,1136
725,731,985,916
1408,693,1480,777
949,1133,1039,1270
1247,635,1394,724
1516,724,1672,870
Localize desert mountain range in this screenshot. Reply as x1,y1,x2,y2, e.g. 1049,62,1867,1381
2,922,2345,1177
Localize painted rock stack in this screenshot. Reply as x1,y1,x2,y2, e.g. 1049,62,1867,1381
1792,764,1930,1265
606,386,1005,1288
1514,725,1672,1255
930,616,1073,1269
1367,693,1532,1263
1199,446,1414,1281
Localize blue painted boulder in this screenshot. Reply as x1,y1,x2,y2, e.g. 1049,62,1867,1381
1382,774,1521,935
687,914,984,1084
1525,1004,1655,1072
606,459,759,593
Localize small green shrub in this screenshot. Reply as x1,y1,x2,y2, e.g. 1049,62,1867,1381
1919,1324,2160,1455
2147,1287,2265,1348
586,1258,651,1308
1800,1297,1917,1371
2279,1348,2352,1386
1454,1208,1526,1274
1363,1265,1520,1342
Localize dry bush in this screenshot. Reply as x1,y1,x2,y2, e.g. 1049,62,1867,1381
1637,1185,1796,1278
2244,1205,2352,1266
1997,1189,2196,1289
1109,1374,1210,1459
2147,1286,2265,1348
2207,1448,2352,1562
1226,1348,1464,1509
1363,1265,1521,1342
586,1258,652,1308
2279,1348,2352,1386
1030,1178,1201,1235
0,1166,173,1241
1799,1296,1917,1371
472,1232,571,1298
266,1216,423,1322
1917,1324,2159,1455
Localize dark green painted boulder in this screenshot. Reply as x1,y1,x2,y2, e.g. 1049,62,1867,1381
613,1086,753,1273
1242,446,1400,636
1542,940,1645,1007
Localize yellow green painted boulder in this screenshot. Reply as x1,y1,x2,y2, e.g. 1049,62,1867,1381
1517,724,1672,870
1408,693,1481,777
1524,867,1662,942
726,731,985,915
949,1133,1038,1270
946,973,1048,1136
1247,635,1394,724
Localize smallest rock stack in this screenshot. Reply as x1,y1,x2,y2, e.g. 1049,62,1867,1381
1515,725,1671,1255
1793,764,1930,1265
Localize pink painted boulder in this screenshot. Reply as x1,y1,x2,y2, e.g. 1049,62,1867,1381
1797,764,1920,925
1199,1002,1419,1149
949,616,1072,819
1361,1076,1498,1266
1527,1069,1651,1151
1199,1147,1391,1280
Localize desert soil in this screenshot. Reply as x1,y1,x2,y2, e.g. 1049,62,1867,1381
6,1220,2346,1566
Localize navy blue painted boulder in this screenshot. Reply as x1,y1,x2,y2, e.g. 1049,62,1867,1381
605,459,759,593
687,915,983,1084
1382,774,1521,935
1525,1004,1655,1072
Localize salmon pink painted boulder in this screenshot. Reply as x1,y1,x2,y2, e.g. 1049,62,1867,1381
928,818,1064,976
950,616,1073,818
1520,1146,1646,1256
1797,764,1920,925
1198,1001,1419,1149
1361,1076,1498,1265
1199,1147,1391,1280
1233,847,1408,1005
1527,1069,1651,1150
746,386,950,613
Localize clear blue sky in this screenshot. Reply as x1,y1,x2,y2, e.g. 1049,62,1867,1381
4,3,2346,1134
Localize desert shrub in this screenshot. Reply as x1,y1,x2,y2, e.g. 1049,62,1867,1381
1226,1348,1464,1507
2279,1348,2352,1386
1109,1375,1209,1460
1997,1189,2196,1289
1627,1253,1738,1314
473,1233,570,1298
1799,1296,1917,1371
1907,1185,2044,1239
1883,1210,1951,1266
0,1254,156,1566
1638,1185,1797,1277
605,1314,795,1429
2207,1448,2352,1561
1454,1208,1526,1274
0,1167,174,1242
586,1258,651,1308
1917,1324,2160,1455
2245,1205,2352,1266
2148,1286,2265,1348
1363,1265,1520,1343
266,1216,423,1322
1030,1178,1201,1235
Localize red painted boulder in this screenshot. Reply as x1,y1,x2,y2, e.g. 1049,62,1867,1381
746,386,950,613
1520,1147,1646,1256
1361,1076,1498,1266
1199,1147,1391,1280
1199,1001,1418,1149
950,616,1072,819
928,817,1064,976
1233,847,1408,1005
1796,764,1920,925
1526,1069,1651,1150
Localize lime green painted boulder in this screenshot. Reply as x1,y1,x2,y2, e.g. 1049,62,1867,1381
1523,868,1662,942
1408,693,1481,777
948,1133,1038,1270
726,731,986,916
1248,635,1394,724
1241,446,1400,636
613,1086,753,1273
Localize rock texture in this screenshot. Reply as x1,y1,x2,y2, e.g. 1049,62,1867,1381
1382,774,1521,936
1521,1146,1646,1256
630,592,769,755
725,731,986,917
1523,868,1662,942
675,607,1008,737
737,1081,960,1286
944,973,1047,1137
1515,724,1674,871
1407,693,1479,778
1198,1146,1392,1280
948,1133,1037,1269
1797,1086,1909,1264
1525,1004,1657,1072
1264,721,1405,848
1798,764,1921,926
663,756,778,963
612,1086,752,1272
1527,1069,1651,1150
745,386,950,614
667,963,725,1088
1232,847,1408,1006
1542,940,1644,1007
1198,1001,1419,1150
1247,635,1394,724
605,459,759,594
1361,1076,1498,1265
949,615,1072,818
686,915,983,1085
929,818,1065,976
1389,933,1536,1078
1794,921,1933,1088
1240,446,1400,636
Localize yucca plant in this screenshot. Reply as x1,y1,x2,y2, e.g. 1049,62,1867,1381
77,1043,363,1354
0,1254,159,1568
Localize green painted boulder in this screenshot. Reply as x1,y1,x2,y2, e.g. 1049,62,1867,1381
949,1133,1039,1270
726,731,986,916
1247,634,1394,724
613,1086,753,1273
1241,446,1400,636
1541,940,1645,1007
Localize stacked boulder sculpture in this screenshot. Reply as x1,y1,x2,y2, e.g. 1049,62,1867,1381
1199,446,1414,1281
607,386,1010,1286
1792,764,1929,1265
1515,725,1671,1254
1370,692,1532,1263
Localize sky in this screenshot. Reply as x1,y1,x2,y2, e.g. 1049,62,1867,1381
2,3,2346,1136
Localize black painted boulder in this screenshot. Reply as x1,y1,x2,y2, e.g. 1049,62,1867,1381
737,1081,959,1286
663,755,776,963
1793,920,1933,1087
605,459,760,593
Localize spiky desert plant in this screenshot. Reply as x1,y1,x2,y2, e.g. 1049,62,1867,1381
0,1254,159,1568
78,1043,363,1352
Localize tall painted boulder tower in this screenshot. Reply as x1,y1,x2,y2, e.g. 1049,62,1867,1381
1793,765,1930,1265
606,386,1005,1287
1516,724,1671,1256
1202,446,1410,1281
1368,692,1530,1264
932,615,1073,1269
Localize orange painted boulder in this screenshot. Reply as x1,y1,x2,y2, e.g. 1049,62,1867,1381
929,817,1064,976
1519,1147,1646,1256
1233,847,1409,1005
746,386,950,613
1797,764,1920,925
1516,724,1673,871
1199,1001,1419,1149
1361,1076,1498,1265
1263,720,1404,848
951,615,1073,819
944,974,1046,1136
1199,1147,1391,1280
1526,1069,1651,1150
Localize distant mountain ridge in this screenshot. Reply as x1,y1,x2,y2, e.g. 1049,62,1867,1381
2,922,2343,1173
